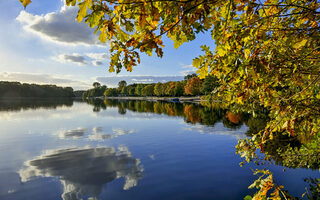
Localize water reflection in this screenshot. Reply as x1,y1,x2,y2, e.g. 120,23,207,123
19,146,143,200
0,98,73,112
59,128,87,139
57,127,135,141
86,99,266,136
88,128,135,141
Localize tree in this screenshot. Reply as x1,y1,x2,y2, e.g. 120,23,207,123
118,80,127,91
104,88,118,97
0,81,74,98
185,77,202,96
184,73,197,81
154,83,164,97
165,82,175,96
92,82,101,88
134,84,144,96
141,85,154,96
121,86,128,95
174,81,185,97
201,75,219,95
127,86,136,96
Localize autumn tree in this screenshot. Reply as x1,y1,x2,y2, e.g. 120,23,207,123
154,83,164,97
184,73,197,81
174,81,185,97
165,82,176,96
185,77,202,96
141,85,154,96
201,75,219,95
134,84,144,96
104,88,118,97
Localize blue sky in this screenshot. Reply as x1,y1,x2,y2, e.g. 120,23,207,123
0,0,215,90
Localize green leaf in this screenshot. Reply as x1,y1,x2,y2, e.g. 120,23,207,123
243,195,252,200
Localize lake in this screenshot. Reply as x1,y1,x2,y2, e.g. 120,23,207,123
0,99,318,200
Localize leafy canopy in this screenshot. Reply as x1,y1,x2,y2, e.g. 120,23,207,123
20,0,320,141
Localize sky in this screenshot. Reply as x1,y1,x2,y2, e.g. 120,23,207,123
0,0,215,90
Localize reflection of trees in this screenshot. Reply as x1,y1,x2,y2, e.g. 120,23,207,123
0,98,73,112
200,107,223,127
19,147,143,200
184,104,201,124
85,100,267,135
86,98,106,112
237,131,320,199
222,112,243,129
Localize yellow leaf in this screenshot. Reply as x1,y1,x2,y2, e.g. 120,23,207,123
99,26,107,43
22,0,31,8
293,39,307,49
244,49,251,59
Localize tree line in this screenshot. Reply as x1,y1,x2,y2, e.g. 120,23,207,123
82,74,219,98
0,81,74,98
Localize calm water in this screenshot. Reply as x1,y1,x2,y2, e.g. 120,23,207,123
0,99,318,200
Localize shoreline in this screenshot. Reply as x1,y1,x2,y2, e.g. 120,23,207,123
98,96,204,103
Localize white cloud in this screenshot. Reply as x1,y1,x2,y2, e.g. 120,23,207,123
87,53,109,66
180,64,197,76
86,53,110,61
54,54,88,65
16,5,102,46
92,60,103,66
53,53,109,66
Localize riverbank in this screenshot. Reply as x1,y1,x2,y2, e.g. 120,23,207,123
99,96,204,103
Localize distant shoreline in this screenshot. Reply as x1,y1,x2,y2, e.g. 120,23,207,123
99,96,204,103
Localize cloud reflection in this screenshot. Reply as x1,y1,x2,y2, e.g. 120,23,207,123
88,127,135,141
58,128,87,139
19,146,143,200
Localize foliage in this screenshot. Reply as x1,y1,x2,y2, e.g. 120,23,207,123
174,81,185,96
185,77,202,96
154,83,165,97
141,84,154,96
201,75,219,95
134,84,145,96
165,82,176,96
0,81,74,98
127,85,136,96
83,84,107,98
245,169,293,200
92,82,101,88
19,0,31,9
118,80,127,91
104,88,118,97
184,73,198,81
